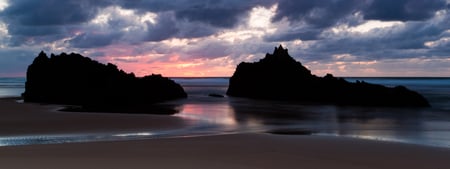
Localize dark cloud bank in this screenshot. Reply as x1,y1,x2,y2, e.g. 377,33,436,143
0,0,449,76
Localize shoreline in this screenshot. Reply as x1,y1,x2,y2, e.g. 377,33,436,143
1,98,450,168
0,97,449,148
1,133,449,169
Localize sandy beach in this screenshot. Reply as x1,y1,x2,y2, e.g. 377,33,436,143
1,134,449,169
0,98,449,169
0,98,187,136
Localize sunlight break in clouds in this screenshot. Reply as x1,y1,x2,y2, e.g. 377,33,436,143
248,4,278,29
0,0,7,11
0,22,8,43
107,4,279,77
91,6,157,28
350,20,403,33
217,4,277,42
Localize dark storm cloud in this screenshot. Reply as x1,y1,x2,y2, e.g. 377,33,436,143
295,17,450,63
0,0,449,60
273,0,447,26
264,30,322,42
68,32,123,48
176,21,217,39
142,12,219,42
0,0,275,47
176,8,244,28
364,0,447,21
118,0,178,13
4,24,73,47
8,34,68,47
118,0,275,28
267,0,448,42
0,0,448,76
0,0,111,47
2,0,448,48
144,12,179,42
2,0,109,26
273,0,363,28
173,0,274,28
7,25,63,36
265,0,365,41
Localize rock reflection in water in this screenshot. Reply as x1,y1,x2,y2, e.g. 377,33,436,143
174,96,450,147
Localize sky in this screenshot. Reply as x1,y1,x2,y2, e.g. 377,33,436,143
0,0,449,77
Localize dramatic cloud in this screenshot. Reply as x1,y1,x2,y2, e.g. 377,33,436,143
364,0,447,21
273,0,363,28
0,0,449,77
2,0,107,26
144,12,179,41
119,0,275,28
69,32,123,48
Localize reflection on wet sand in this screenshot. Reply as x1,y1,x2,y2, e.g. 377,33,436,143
172,94,450,148
176,104,237,126
167,77,450,148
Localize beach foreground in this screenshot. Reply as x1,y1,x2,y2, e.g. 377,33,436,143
0,98,187,136
0,134,449,169
0,98,449,169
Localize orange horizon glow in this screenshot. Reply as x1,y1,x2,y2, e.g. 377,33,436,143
116,61,235,77
109,60,450,78
6,46,449,78
101,55,236,77
93,52,450,78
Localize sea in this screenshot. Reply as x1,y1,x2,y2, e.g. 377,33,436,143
0,77,25,98
1,77,450,148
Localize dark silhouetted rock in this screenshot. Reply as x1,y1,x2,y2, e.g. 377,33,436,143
23,51,187,111
208,93,225,98
227,45,430,107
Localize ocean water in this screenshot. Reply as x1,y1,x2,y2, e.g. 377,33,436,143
171,77,450,148
0,77,25,98
0,77,450,148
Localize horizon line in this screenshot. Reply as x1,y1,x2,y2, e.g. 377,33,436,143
2,76,450,79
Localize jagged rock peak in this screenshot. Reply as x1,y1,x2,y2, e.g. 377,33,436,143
274,44,288,54
261,44,296,63
33,51,49,64
273,44,289,55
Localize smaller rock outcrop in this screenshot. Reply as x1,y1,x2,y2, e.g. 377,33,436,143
23,51,187,110
227,45,430,107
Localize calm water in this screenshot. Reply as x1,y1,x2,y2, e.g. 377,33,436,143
0,77,25,98
171,77,450,148
0,77,450,148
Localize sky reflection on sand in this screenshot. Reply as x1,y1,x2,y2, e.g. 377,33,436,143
173,97,450,148
0,97,449,148
177,104,237,126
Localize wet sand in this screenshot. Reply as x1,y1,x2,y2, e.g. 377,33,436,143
0,98,187,136
1,134,449,169
0,98,449,169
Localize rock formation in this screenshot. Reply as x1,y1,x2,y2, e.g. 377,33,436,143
23,51,187,110
227,45,430,107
